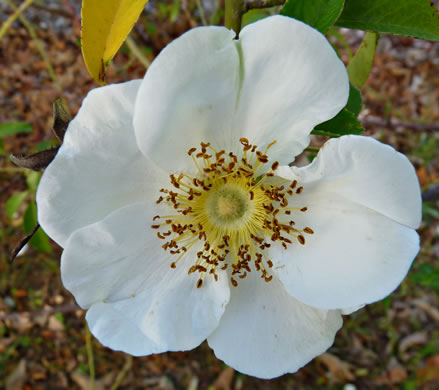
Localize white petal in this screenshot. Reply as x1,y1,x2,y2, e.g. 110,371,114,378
234,15,349,163
273,192,420,310
134,26,240,172
208,272,342,379
340,304,365,315
277,135,422,228
273,136,421,309
37,81,162,247
62,202,230,355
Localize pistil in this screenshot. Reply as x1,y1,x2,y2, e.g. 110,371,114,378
152,139,314,287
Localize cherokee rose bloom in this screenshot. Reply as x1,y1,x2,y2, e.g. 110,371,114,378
36,16,421,378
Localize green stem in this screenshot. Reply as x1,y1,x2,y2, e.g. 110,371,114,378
0,167,28,174
195,0,208,26
0,0,34,40
110,356,133,390
85,323,95,390
125,35,151,69
224,0,245,35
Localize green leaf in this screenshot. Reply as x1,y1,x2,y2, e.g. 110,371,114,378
242,9,270,27
347,32,378,88
346,83,362,115
0,122,32,137
281,0,345,34
0,138,4,155
410,264,439,296
23,202,52,253
336,0,439,41
6,191,29,219
26,171,41,193
313,108,364,136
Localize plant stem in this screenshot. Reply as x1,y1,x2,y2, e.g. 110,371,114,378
125,35,151,69
110,355,133,390
244,0,286,11
85,323,95,390
0,0,34,40
224,0,245,35
0,167,28,174
195,0,208,26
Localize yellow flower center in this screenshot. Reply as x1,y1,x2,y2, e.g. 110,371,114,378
151,138,313,288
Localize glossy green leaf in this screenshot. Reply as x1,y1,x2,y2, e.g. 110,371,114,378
0,122,32,137
347,32,378,88
23,202,52,253
6,191,29,220
346,83,362,116
336,0,439,41
281,0,345,33
313,108,364,136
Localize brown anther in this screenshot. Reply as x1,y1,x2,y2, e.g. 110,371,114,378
197,279,203,288
153,215,160,221
170,262,176,269
157,232,165,239
188,147,197,155
300,207,308,212
303,227,314,234
298,235,306,245
188,265,197,274
290,180,297,189
239,271,247,279
231,277,238,287
271,161,279,171
266,172,274,177
265,275,273,282
151,224,160,229
285,210,291,215
296,186,303,194
240,137,249,146
249,191,254,200
267,260,273,268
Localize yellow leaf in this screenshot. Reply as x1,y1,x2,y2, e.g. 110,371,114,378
81,0,149,84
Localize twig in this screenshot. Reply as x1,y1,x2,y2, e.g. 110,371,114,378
0,0,34,40
85,323,95,390
110,356,133,390
361,117,439,132
244,0,286,11
0,303,81,321
5,0,62,92
125,35,151,69
195,0,208,26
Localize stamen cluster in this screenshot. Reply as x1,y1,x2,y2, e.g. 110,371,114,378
152,139,314,288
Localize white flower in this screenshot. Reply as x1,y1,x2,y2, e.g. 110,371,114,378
36,16,421,379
